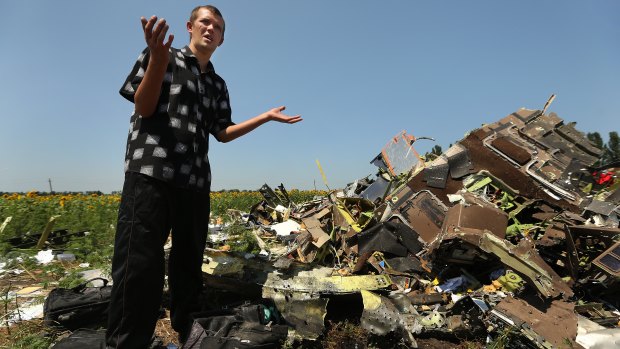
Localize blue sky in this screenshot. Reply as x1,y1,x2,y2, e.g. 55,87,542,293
1,1,618,193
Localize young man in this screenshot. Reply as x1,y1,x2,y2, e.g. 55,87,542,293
106,5,302,348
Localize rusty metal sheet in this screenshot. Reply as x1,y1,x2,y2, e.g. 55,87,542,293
558,127,602,160
458,131,578,211
490,136,532,166
474,109,596,207
542,132,594,165
519,112,563,142
492,296,578,349
406,292,449,306
536,225,566,247
390,190,449,244
505,108,541,125
442,204,508,239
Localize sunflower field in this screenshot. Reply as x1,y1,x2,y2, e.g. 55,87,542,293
0,189,327,265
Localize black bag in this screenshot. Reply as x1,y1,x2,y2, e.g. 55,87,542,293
50,329,106,349
183,302,289,349
44,277,112,330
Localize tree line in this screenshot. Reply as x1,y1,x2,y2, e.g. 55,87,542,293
587,131,620,167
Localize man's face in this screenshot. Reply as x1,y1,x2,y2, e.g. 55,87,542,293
187,8,224,53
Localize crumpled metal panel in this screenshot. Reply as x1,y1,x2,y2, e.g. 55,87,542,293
458,129,578,211
385,256,425,274
491,296,578,349
301,216,330,248
422,296,487,338
262,267,391,294
424,155,449,189
358,221,424,257
360,175,391,203
358,228,407,257
585,200,618,216
520,112,563,142
607,186,620,204
479,233,574,299
390,190,448,244
575,303,620,327
515,108,542,123
444,143,474,179
261,268,390,340
473,109,601,207
524,159,578,202
262,288,328,340
556,122,602,164
490,136,532,166
334,197,376,233
360,290,420,347
441,203,508,240
543,132,590,165
259,183,291,208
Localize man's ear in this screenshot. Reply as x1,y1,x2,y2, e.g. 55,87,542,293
219,35,225,46
186,21,193,34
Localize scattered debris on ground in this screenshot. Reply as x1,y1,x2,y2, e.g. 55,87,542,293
2,99,619,348
200,100,619,348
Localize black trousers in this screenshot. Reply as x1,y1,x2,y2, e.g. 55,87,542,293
106,172,210,348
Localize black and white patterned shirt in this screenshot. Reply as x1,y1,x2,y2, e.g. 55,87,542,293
120,46,234,192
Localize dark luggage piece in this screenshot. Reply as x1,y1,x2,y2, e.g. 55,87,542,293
183,302,289,349
44,277,112,330
50,328,106,349
51,329,165,349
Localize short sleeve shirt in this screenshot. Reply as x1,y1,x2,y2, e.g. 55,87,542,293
120,46,234,192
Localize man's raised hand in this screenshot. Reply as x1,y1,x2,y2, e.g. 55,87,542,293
140,16,174,64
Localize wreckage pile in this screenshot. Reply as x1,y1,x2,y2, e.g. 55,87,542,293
205,105,620,348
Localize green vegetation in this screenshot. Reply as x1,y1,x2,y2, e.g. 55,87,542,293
587,131,620,166
0,189,325,348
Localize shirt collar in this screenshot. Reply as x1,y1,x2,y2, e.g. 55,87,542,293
181,46,215,73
